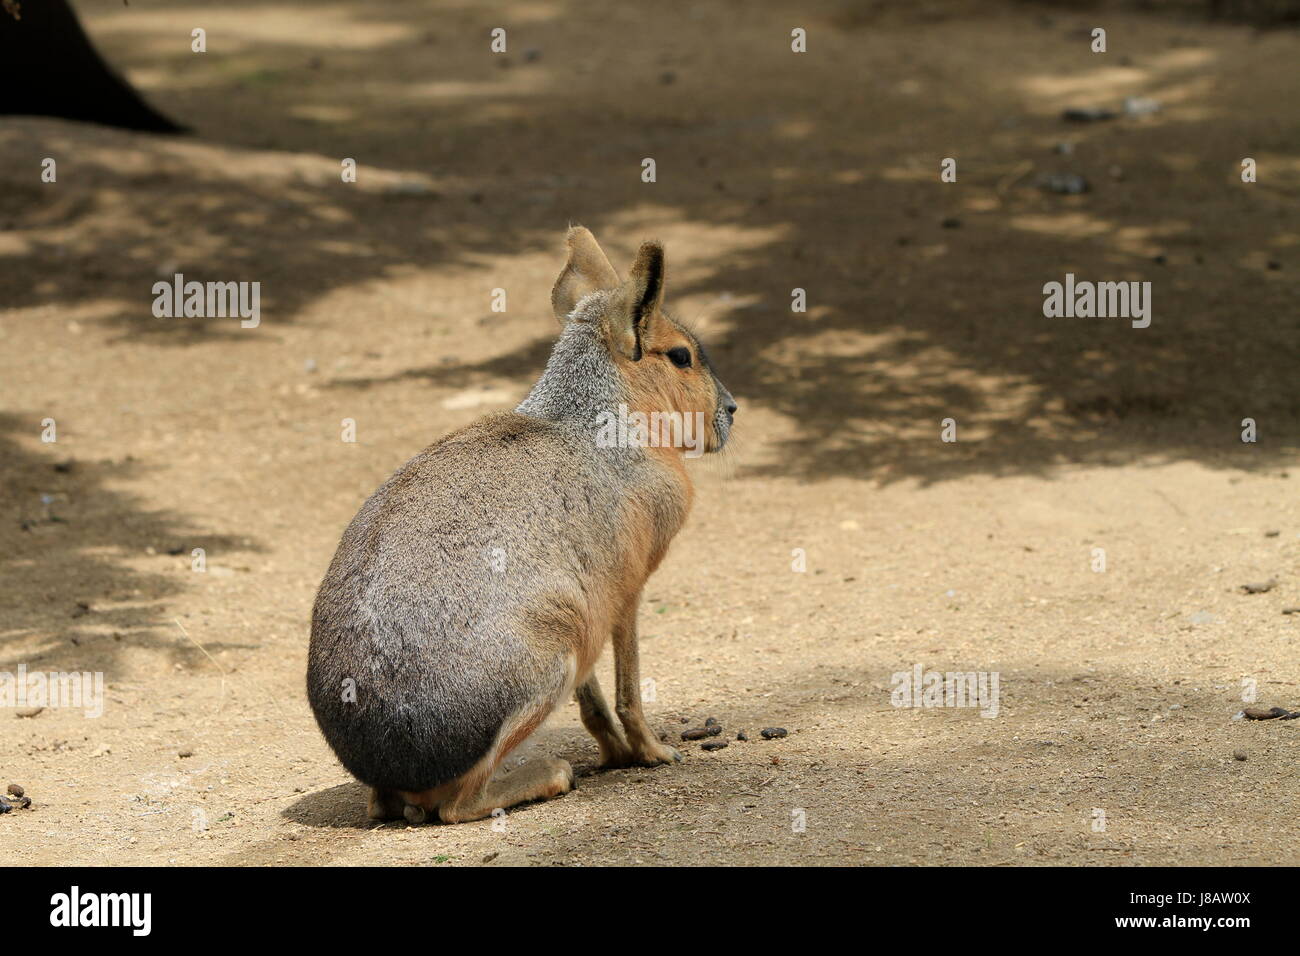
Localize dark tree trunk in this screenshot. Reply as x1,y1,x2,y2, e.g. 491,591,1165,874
0,0,185,132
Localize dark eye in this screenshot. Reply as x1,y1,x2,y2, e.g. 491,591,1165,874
667,347,692,368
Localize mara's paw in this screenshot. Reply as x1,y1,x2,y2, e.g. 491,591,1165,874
595,741,637,770
538,757,577,799
629,742,683,767
367,788,406,821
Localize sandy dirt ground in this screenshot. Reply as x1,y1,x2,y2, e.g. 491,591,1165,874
2,0,1298,866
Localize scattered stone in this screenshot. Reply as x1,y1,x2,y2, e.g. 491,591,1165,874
701,740,728,752
1061,107,1117,123
70,601,91,618
1240,580,1277,594
0,798,10,815
178,749,194,759
760,727,788,739
941,217,961,229
1038,173,1090,195
704,716,720,728
681,725,722,740
523,48,542,63
1233,750,1248,761
736,731,748,741
1122,96,1161,116
659,70,676,85
482,851,499,864
6,784,23,798
1267,261,1281,271
1264,530,1280,537
1282,607,1300,615
15,707,42,718
53,460,74,473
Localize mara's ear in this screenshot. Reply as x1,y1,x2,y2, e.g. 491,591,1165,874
551,225,621,322
606,240,665,361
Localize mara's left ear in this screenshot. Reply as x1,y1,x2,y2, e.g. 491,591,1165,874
551,226,622,322
607,240,665,361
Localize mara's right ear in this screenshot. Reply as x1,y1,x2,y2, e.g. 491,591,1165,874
551,226,621,322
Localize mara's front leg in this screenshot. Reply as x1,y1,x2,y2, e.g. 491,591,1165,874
612,597,682,767
575,675,633,768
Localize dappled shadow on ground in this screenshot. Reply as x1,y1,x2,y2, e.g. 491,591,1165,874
4,0,1296,490
0,412,257,673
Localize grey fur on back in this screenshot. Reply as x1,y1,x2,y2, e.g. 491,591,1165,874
307,299,670,792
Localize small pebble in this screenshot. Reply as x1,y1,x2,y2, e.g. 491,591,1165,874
1038,173,1090,195
1233,750,1248,761
736,731,748,741
15,707,42,718
701,740,728,752
680,727,713,741
760,727,788,739
1240,580,1277,594
704,717,720,728
1122,96,1161,116
6,784,23,798
1061,107,1116,123
0,798,10,815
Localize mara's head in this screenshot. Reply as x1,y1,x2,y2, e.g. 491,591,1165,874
539,225,737,455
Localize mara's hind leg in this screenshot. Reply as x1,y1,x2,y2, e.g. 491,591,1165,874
367,787,405,821
399,684,576,825
438,756,574,824
399,753,575,825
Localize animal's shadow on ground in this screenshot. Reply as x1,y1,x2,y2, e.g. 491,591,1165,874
283,728,620,830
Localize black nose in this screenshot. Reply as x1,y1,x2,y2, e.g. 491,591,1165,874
726,401,737,416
